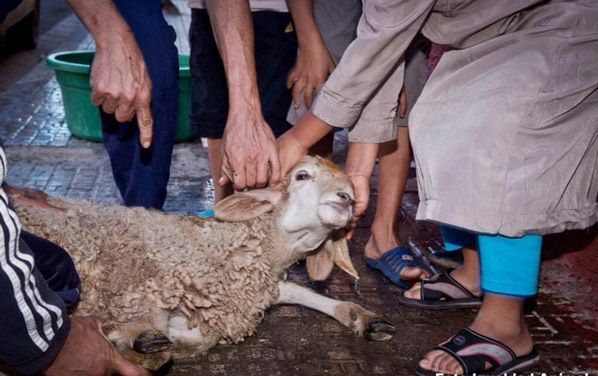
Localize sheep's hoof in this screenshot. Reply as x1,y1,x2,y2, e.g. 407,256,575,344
364,319,395,342
133,330,173,354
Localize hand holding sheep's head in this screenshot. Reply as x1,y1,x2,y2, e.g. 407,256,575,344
214,156,358,280
281,155,354,230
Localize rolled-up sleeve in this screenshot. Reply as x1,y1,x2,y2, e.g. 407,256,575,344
348,60,404,143
312,0,434,132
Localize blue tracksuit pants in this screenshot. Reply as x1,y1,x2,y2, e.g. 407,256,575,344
440,226,542,298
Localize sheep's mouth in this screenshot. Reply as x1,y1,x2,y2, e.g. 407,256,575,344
321,201,353,216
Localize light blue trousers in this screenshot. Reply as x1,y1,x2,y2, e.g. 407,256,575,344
440,226,542,297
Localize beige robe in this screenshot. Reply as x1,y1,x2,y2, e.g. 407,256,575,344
312,0,598,236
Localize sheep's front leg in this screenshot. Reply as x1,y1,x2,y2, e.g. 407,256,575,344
275,281,395,341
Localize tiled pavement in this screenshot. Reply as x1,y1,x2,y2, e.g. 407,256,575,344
0,4,596,376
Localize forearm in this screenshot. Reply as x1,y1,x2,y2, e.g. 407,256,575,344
287,111,334,150
206,0,261,113
286,0,325,51
346,142,379,178
64,1,133,51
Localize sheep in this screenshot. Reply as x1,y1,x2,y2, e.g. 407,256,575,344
10,156,395,370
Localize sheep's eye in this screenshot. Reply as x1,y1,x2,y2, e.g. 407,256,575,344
295,170,311,181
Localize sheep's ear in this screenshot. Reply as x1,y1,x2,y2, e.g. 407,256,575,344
307,230,359,281
214,188,282,222
306,239,334,281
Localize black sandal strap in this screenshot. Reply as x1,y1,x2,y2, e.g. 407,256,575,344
435,328,516,374
420,272,476,302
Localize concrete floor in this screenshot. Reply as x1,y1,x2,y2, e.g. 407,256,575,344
0,3,596,376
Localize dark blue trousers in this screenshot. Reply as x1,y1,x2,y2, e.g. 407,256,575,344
189,9,296,139
101,0,179,209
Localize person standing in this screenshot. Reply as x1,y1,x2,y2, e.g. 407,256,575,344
67,0,179,209
188,0,296,201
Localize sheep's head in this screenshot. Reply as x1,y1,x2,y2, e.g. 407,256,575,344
214,156,358,280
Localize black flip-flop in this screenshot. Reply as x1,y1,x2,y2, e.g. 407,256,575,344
397,271,482,310
416,328,540,376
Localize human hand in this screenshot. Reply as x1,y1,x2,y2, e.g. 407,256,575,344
278,111,334,177
345,174,370,240
278,129,310,178
45,316,149,376
91,32,153,148
219,109,281,190
344,141,378,240
287,44,335,109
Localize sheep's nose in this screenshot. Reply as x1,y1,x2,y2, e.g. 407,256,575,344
337,192,354,207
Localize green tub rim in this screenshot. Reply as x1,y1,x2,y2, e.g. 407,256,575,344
47,50,191,76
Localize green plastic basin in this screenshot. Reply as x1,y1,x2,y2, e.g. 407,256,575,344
47,51,192,142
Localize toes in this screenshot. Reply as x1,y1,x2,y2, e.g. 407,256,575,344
418,352,435,369
400,266,423,281
133,330,173,354
437,353,454,373
364,318,395,342
418,346,463,375
419,358,431,369
430,351,447,373
403,285,420,299
419,350,463,375
446,357,463,375
418,350,444,371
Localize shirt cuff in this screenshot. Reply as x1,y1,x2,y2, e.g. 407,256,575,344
348,118,398,143
312,89,362,129
15,317,71,375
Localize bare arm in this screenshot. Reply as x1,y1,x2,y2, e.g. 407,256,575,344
278,111,333,176
206,0,280,189
286,0,335,109
65,0,153,148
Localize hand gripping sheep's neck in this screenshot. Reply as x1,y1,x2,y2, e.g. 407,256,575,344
12,156,394,371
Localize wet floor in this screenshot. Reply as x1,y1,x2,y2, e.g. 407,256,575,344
3,142,596,375
153,200,597,376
